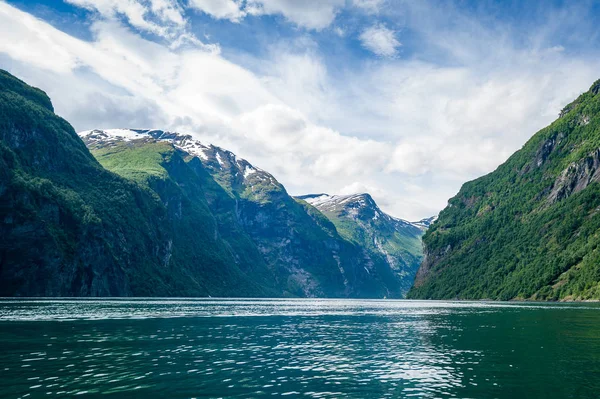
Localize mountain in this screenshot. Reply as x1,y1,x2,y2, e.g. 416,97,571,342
411,216,438,230
0,69,421,298
408,79,600,301
297,193,424,295
0,70,271,297
79,129,413,298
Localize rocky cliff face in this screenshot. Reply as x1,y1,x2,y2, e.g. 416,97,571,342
297,193,425,295
548,149,600,203
408,79,600,301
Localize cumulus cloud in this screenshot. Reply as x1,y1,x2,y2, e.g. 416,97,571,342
353,0,385,14
65,0,185,39
386,136,508,178
1,1,599,220
339,182,389,200
187,0,246,22
359,23,401,57
187,0,344,30
246,0,344,30
230,104,388,185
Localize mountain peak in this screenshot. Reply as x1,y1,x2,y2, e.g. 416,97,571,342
0,70,53,112
79,128,220,168
297,192,421,229
78,128,280,193
411,216,438,230
298,193,376,212
78,128,210,157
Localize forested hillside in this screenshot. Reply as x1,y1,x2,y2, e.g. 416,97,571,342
408,79,600,301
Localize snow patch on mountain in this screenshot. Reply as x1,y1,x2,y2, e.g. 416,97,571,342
215,152,224,167
174,136,211,160
410,216,438,230
78,128,144,143
78,129,277,188
244,165,257,178
302,193,371,211
299,192,435,231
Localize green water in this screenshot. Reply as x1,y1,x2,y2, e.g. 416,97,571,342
0,299,599,398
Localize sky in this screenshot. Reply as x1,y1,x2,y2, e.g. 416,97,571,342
1,0,600,220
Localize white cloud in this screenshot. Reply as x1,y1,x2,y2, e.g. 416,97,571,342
63,0,218,52
246,0,344,30
187,0,345,30
187,0,246,22
359,23,401,57
333,26,345,37
0,6,80,73
230,104,388,184
1,1,600,221
353,0,385,14
386,136,509,178
65,0,186,39
339,182,389,200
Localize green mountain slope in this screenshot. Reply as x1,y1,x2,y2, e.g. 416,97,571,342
80,129,412,298
408,79,600,301
0,70,269,297
297,194,425,295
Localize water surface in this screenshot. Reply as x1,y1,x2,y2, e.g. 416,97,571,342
1,298,599,398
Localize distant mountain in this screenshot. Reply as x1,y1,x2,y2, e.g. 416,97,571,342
297,193,424,295
411,216,438,230
79,129,414,298
408,79,600,301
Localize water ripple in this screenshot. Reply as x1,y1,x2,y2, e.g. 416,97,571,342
0,299,599,398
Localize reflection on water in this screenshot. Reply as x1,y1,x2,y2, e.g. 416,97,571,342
0,299,599,398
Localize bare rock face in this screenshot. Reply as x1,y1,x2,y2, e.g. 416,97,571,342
411,243,452,289
591,80,600,96
549,149,600,203
411,250,433,289
535,132,565,168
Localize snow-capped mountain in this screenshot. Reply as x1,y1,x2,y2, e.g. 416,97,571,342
297,193,425,295
411,216,438,230
79,129,280,195
300,193,423,229
77,128,416,298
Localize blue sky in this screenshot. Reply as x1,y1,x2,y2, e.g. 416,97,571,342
2,0,600,219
